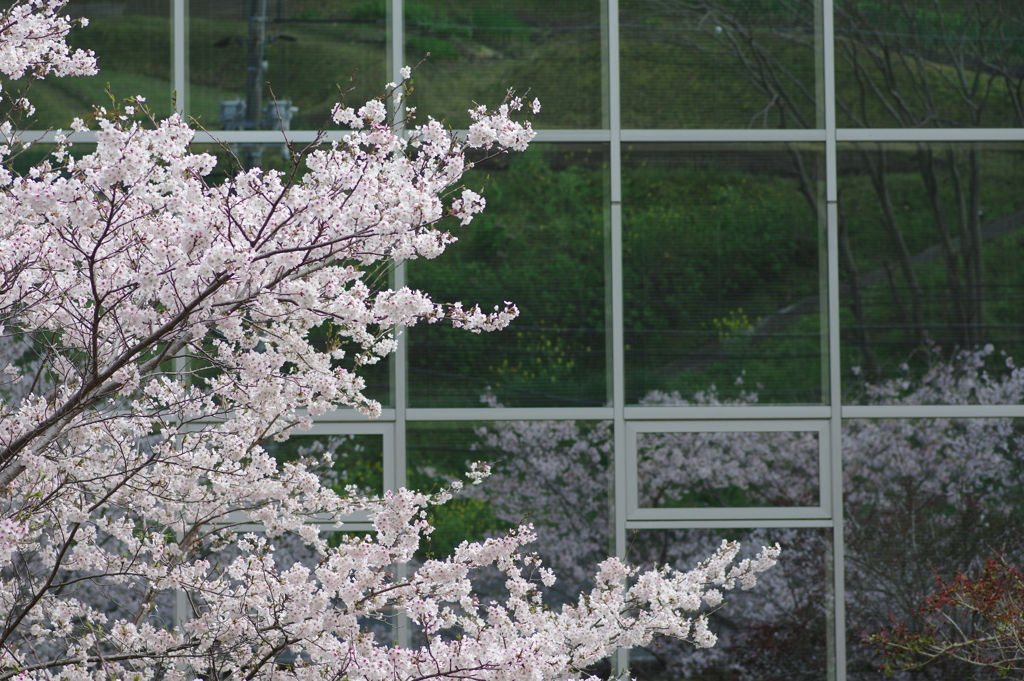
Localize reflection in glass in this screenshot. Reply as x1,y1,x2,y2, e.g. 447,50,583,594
638,429,818,508
189,1,386,132
404,0,603,129
408,419,611,579
408,144,608,408
623,143,827,405
262,433,384,497
619,0,822,129
618,0,1024,130
14,1,173,128
627,528,832,681
835,0,1024,128
407,421,511,562
406,419,611,675
838,143,1024,398
843,417,1024,679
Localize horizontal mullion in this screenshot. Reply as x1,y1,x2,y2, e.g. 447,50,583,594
621,129,827,143
16,129,615,146
21,128,1024,146
181,408,394,426
623,406,831,420
221,522,375,533
529,129,612,143
842,404,1024,419
306,408,396,422
837,128,1024,142
627,506,830,522
211,509,373,527
406,407,614,421
288,420,392,436
626,519,834,529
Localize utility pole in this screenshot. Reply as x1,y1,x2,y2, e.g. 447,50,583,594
242,0,267,169
218,0,295,169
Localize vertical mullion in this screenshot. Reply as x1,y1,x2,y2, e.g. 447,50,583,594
607,0,623,553
390,0,404,84
608,0,622,206
824,0,837,204
393,257,407,497
823,0,846,677
388,0,410,651
171,0,188,639
393,297,409,650
389,0,406,496
605,0,627,676
172,0,187,118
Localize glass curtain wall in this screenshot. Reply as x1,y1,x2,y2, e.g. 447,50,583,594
42,1,1024,679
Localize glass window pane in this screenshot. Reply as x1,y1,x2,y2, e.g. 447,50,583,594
407,420,612,576
189,1,387,131
838,142,1024,402
623,143,828,406
407,421,513,562
404,0,603,129
835,0,1024,128
637,429,819,508
407,418,613,676
843,417,1024,677
17,1,173,128
408,143,609,408
264,433,384,496
627,528,832,681
620,0,822,129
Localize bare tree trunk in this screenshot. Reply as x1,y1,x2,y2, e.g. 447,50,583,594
917,145,969,346
968,145,985,343
838,206,880,380
861,146,926,343
949,146,986,347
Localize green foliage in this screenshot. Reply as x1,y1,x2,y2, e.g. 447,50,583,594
406,423,512,560
403,1,602,129
350,1,387,22
408,145,608,408
406,36,461,61
17,1,1024,410
622,148,825,403
187,15,386,130
0,15,173,128
265,434,385,497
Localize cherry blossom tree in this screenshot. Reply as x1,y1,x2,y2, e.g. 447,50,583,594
0,3,782,680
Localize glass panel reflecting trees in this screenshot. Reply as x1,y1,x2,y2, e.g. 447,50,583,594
834,0,1024,128
404,0,604,129
637,429,820,509
189,0,387,130
623,143,827,404
843,417,1024,678
628,528,832,681
20,0,173,127
408,144,609,408
839,142,1024,397
620,0,823,129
